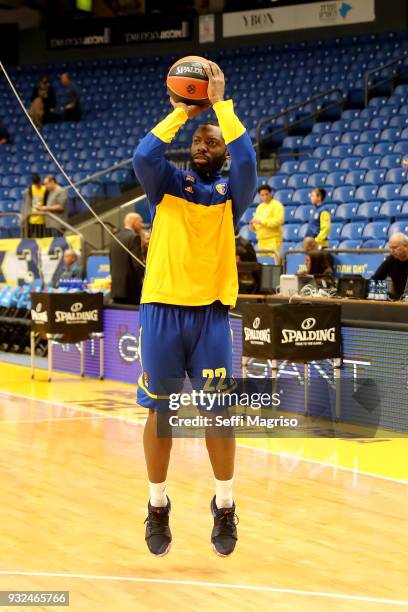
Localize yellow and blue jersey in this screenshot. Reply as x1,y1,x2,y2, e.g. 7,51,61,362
133,99,257,308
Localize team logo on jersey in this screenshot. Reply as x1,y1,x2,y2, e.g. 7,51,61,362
185,185,194,194
216,183,227,195
185,174,195,183
143,371,149,387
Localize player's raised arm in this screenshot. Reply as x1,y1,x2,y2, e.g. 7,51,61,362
204,61,257,222
133,100,209,207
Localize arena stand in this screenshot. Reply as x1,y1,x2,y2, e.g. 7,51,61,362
0,29,408,318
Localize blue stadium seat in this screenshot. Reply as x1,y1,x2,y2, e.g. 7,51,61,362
280,161,299,174
373,142,394,155
378,200,404,219
282,224,301,241
293,205,314,223
338,240,362,249
332,145,353,158
355,185,378,201
274,189,294,205
341,131,360,144
332,186,356,203
241,208,255,224
364,169,386,184
313,146,333,159
325,171,346,187
302,134,321,148
359,156,381,170
288,173,309,189
362,221,390,240
345,170,366,185
339,157,361,171
268,175,289,190
320,133,341,146
393,142,408,154
319,158,342,172
355,201,381,220
340,222,365,239
284,205,296,222
307,172,327,186
292,188,312,204
389,221,408,237
329,222,344,239
353,144,374,157
298,159,320,173
385,168,408,183
398,202,408,218
381,128,402,141
400,184,408,198
377,184,402,200
333,202,358,221
359,129,380,143
364,239,386,248
298,223,310,239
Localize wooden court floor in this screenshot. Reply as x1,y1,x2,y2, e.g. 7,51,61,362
0,362,407,611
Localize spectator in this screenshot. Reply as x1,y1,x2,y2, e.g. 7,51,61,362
60,73,81,122
22,174,46,238
402,155,408,170
305,187,331,247
29,76,56,127
305,250,334,276
373,233,408,299
303,236,334,272
250,184,284,256
109,213,145,305
0,120,10,144
52,249,82,287
235,235,257,263
42,176,68,235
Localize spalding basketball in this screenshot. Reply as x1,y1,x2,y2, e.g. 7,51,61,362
167,56,209,106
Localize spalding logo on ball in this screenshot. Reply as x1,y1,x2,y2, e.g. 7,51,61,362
166,56,209,106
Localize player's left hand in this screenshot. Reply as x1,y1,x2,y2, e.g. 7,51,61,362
169,96,210,118
203,61,225,105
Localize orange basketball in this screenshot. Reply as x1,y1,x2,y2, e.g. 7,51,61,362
166,56,209,106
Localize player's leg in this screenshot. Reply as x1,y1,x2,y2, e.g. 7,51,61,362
188,302,238,556
138,303,185,556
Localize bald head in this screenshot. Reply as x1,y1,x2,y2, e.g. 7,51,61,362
124,213,142,233
63,249,77,267
389,232,408,261
304,237,318,253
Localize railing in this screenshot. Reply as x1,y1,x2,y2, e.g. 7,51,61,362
281,247,388,274
364,50,408,106
255,87,346,166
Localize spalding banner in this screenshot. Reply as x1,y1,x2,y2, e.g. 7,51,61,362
242,303,342,361
31,292,103,343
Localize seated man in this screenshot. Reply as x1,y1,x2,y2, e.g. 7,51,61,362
304,187,331,247
372,232,408,300
52,249,82,288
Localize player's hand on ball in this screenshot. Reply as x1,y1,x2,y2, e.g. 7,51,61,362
204,61,225,105
169,96,209,118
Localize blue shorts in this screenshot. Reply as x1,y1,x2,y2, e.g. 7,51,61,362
137,302,234,412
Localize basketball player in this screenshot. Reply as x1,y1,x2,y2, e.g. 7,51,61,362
133,61,257,557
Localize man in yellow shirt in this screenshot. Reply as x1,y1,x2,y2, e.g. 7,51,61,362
250,184,284,257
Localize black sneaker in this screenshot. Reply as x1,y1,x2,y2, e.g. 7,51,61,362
144,497,172,557
210,496,238,557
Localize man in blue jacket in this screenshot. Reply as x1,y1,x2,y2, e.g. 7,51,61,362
133,61,257,558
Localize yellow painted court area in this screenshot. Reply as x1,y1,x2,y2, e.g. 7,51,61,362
1,361,406,482
1,361,407,610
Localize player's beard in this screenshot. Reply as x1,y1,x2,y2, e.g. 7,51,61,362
190,154,226,179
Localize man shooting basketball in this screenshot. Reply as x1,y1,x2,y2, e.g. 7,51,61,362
133,61,257,557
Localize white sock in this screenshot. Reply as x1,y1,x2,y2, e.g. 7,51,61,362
149,480,167,507
215,477,233,509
